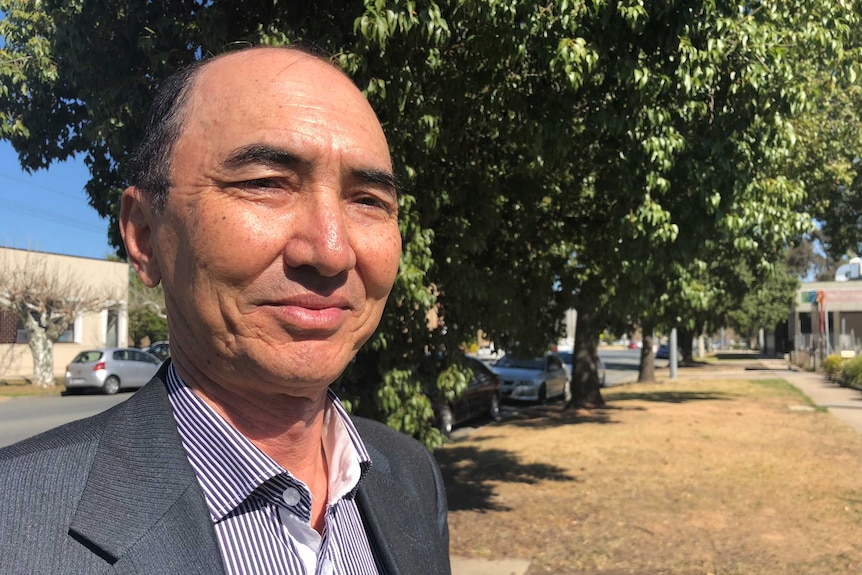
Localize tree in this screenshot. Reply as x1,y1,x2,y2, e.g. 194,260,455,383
0,249,115,386
788,67,862,260
127,268,168,347
2,0,860,441
726,261,800,349
552,2,856,395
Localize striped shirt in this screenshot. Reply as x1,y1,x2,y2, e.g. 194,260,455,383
164,365,383,575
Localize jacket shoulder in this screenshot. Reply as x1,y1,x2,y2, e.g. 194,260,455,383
351,416,451,575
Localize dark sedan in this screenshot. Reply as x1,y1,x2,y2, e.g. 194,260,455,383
432,357,502,436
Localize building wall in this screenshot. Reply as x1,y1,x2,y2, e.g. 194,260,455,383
0,247,129,381
789,280,862,367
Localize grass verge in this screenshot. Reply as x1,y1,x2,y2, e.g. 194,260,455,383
438,376,862,574
0,378,66,398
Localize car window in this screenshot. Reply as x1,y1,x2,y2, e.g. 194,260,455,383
138,351,160,364
72,351,102,363
113,350,129,361
467,359,492,385
547,355,563,370
497,356,544,370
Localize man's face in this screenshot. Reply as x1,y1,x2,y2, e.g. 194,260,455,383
132,50,401,397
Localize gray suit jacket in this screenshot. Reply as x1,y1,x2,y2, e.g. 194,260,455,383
0,368,450,574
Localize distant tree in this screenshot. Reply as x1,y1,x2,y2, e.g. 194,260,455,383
726,262,800,348
0,250,115,387
127,268,167,347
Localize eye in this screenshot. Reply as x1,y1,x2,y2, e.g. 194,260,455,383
354,193,397,215
237,177,282,189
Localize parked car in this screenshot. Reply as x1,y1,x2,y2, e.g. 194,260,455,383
64,348,163,395
627,341,642,349
432,356,502,436
145,341,171,362
493,352,569,403
555,350,607,388
655,344,682,359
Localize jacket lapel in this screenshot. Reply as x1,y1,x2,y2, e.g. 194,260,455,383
356,465,411,575
68,370,226,574
355,425,451,575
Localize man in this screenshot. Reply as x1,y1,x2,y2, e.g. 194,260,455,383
0,47,450,575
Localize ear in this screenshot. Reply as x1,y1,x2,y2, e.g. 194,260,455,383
120,186,162,287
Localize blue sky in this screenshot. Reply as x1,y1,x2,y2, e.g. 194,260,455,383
0,141,116,260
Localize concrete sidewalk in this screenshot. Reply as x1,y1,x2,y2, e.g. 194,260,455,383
757,359,862,434
450,557,531,575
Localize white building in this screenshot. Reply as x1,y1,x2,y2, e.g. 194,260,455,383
0,247,129,381
789,261,862,368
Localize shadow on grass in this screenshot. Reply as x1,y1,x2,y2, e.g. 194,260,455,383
496,402,620,432
713,352,762,361
608,389,733,404
601,361,640,371
435,445,576,512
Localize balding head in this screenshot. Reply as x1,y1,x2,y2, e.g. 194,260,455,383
129,46,372,213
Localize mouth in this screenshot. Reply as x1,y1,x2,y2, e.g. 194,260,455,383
262,296,353,333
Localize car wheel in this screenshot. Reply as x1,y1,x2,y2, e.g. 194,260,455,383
489,394,501,421
102,375,120,395
538,384,547,404
438,405,454,437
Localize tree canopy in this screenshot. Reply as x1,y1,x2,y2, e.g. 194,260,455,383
2,0,861,444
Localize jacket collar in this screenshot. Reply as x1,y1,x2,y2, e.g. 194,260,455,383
68,365,225,573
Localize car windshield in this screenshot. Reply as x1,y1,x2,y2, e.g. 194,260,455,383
496,356,544,370
72,351,103,363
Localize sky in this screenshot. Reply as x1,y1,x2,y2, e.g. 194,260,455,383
0,140,116,260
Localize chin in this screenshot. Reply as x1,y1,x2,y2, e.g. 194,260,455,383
254,344,353,387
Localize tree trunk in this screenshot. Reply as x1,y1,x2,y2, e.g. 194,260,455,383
638,324,656,382
679,326,693,364
25,315,56,387
567,306,605,408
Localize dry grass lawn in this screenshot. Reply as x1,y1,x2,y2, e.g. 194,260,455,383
437,376,862,574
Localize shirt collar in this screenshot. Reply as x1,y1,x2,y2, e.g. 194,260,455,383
164,363,371,523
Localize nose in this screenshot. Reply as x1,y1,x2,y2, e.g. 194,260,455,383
282,194,356,277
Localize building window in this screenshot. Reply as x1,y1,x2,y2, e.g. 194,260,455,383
799,312,812,334
57,325,76,343
10,313,76,344
105,308,119,347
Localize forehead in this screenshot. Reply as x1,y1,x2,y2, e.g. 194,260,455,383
177,49,391,168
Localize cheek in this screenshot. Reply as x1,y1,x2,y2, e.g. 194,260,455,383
185,205,281,285
359,228,402,298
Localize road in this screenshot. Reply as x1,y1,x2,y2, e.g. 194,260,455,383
600,347,667,386
0,392,131,448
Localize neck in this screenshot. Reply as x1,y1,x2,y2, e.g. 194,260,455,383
173,360,332,532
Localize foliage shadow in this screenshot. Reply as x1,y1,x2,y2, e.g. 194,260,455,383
435,445,576,512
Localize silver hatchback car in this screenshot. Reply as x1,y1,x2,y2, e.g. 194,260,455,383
64,348,163,395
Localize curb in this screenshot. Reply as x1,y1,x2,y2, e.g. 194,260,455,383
451,556,531,575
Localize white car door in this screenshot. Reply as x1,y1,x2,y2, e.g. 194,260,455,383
545,355,567,398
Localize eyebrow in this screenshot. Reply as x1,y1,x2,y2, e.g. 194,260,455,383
219,143,400,196
220,143,308,172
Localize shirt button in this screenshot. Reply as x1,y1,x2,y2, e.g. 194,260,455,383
282,487,301,506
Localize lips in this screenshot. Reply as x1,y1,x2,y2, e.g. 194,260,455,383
262,295,354,333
